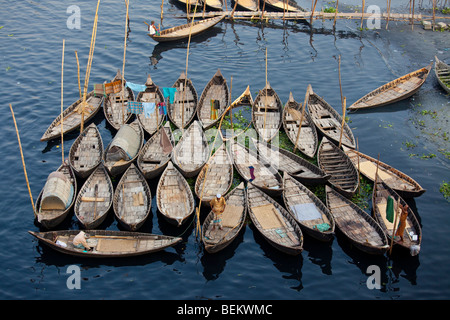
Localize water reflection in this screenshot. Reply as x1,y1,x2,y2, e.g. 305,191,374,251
303,235,333,275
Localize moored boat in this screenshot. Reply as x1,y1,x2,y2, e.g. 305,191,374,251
136,74,165,136
434,56,450,94
167,72,198,130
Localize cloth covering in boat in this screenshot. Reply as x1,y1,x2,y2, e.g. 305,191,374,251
143,102,156,118
41,171,74,211
289,203,322,221
127,101,143,114
126,82,147,92
210,100,218,120
386,196,395,223
106,125,140,162
160,127,173,155
252,204,286,230
94,83,106,97
95,238,136,252
162,87,177,104
313,223,331,232
221,205,244,228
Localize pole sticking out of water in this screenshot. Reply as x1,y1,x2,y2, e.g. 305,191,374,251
121,0,129,125
9,104,36,215
61,39,65,164
75,51,81,99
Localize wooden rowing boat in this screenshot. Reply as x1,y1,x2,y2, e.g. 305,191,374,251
251,137,330,185
202,182,247,253
372,175,422,256
137,122,174,180
29,230,182,258
103,70,135,131
282,173,335,242
348,63,432,110
40,91,103,142
103,120,144,177
318,137,359,199
342,146,426,198
252,82,283,143
247,184,303,255
325,185,389,255
308,89,356,149
167,72,198,130
35,161,77,229
282,92,318,158
74,164,113,229
156,161,195,226
136,74,165,136
197,69,231,129
172,120,210,178
195,143,234,206
68,123,103,179
263,0,305,12
113,163,152,231
229,139,283,197
204,0,224,10
435,56,450,94
149,15,226,43
233,0,259,11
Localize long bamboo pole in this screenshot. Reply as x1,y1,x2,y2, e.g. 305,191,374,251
412,0,415,30
263,47,268,138
75,51,81,99
386,0,391,29
293,85,311,153
338,97,346,149
10,104,36,215
433,0,436,31
311,0,318,24
333,0,339,28
121,0,129,125
360,0,365,29
61,39,65,163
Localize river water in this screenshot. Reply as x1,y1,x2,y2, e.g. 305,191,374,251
0,0,449,301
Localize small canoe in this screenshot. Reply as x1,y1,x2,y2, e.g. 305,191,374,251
149,15,225,43
156,161,195,226
342,146,426,198
167,72,198,130
74,164,113,229
29,230,182,258
318,137,359,199
308,89,356,149
113,163,152,231
252,82,283,143
348,63,432,110
247,184,303,255
233,0,259,11
230,140,283,197
282,92,318,158
137,122,174,180
136,74,165,136
195,143,234,206
202,182,247,253
40,91,103,142
263,0,305,12
325,186,389,255
282,173,335,242
435,56,450,94
251,137,329,185
103,120,144,177
103,70,135,130
68,123,103,179
372,175,422,256
172,120,210,178
35,161,77,229
197,69,231,129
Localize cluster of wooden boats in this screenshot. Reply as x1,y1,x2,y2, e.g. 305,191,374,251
30,54,449,259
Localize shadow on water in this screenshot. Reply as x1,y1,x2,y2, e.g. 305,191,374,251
302,234,333,275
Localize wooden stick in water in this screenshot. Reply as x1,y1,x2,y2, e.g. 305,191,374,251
75,51,81,99
61,39,65,163
293,85,311,153
10,104,36,215
121,0,129,125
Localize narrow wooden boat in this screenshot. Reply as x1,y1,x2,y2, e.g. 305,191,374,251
342,146,426,198
172,120,210,178
247,184,303,255
156,161,195,226
325,186,389,255
229,139,283,197
29,230,182,258
149,15,225,43
103,70,135,131
167,72,198,130
74,164,113,229
195,143,234,206
435,56,450,94
68,123,103,179
252,82,283,143
348,63,432,110
40,91,103,142
282,173,335,242
197,69,231,130
204,0,224,10
113,163,152,231
372,175,422,256
35,161,77,229
202,182,247,253
282,92,318,158
263,0,305,12
136,74,165,136
103,120,144,177
317,137,359,199
137,122,174,180
308,89,356,149
233,0,259,11
251,137,329,185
